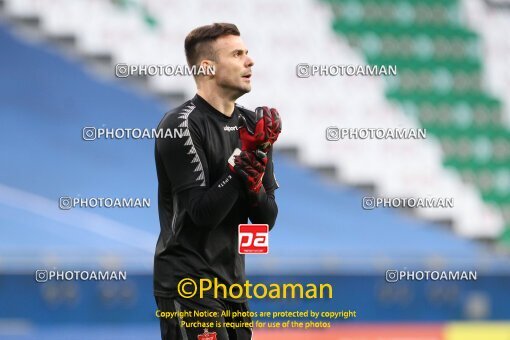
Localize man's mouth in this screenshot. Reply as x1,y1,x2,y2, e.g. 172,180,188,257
242,74,252,79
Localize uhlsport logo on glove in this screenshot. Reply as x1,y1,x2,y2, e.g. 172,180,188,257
238,224,269,254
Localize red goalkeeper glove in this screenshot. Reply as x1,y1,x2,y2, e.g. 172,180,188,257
228,149,267,194
262,107,281,147
239,107,282,152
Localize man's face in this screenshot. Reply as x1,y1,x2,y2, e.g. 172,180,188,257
208,35,254,97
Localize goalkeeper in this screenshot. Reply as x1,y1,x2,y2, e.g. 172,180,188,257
153,23,281,340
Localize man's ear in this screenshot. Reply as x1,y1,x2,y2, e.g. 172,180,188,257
200,59,216,69
199,59,215,78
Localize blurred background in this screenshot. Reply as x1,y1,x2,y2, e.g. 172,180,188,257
1,0,510,339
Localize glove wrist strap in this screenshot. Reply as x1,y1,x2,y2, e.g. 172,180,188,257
228,148,242,168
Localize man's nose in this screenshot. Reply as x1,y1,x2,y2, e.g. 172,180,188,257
245,55,254,67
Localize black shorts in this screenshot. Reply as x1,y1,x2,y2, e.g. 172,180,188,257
155,296,253,340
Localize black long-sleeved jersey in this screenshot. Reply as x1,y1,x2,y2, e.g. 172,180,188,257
153,94,278,302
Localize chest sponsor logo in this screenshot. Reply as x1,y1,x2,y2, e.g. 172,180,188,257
224,125,238,132
238,224,269,254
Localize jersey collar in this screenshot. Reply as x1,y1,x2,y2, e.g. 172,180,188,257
192,94,238,121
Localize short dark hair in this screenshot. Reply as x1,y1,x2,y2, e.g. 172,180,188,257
184,23,240,67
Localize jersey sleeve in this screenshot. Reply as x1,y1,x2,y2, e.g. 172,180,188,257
262,146,279,192
156,108,209,195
